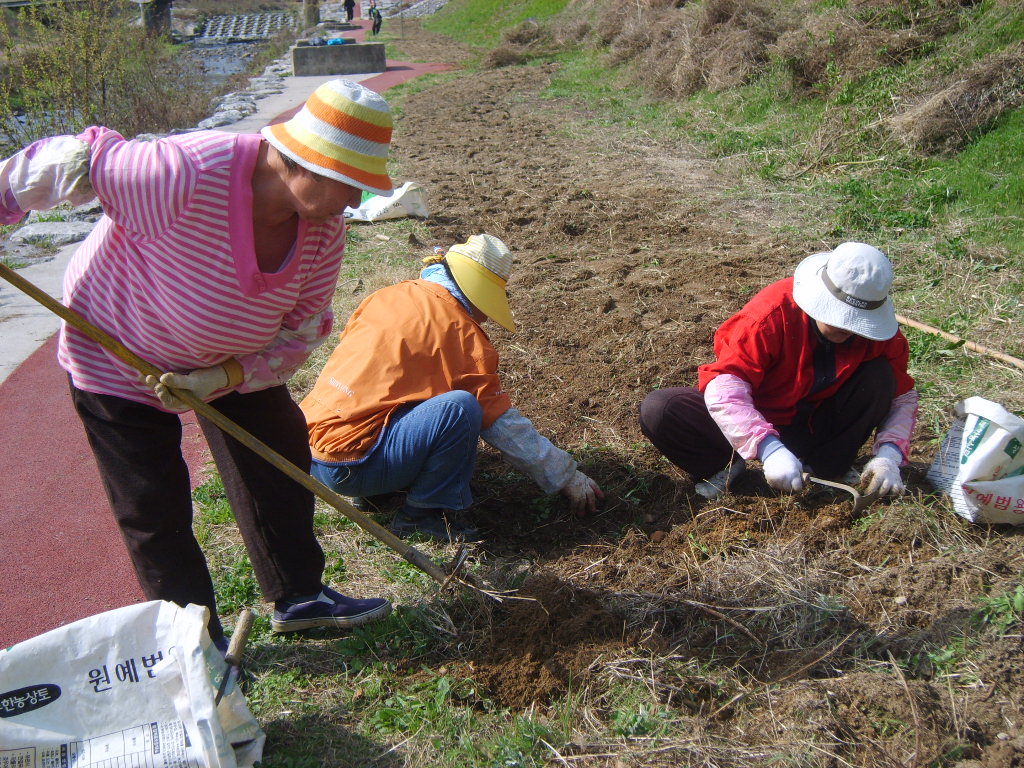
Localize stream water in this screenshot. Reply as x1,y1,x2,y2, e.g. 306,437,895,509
180,40,265,91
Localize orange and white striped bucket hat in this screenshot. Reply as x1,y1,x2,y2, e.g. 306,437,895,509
261,79,393,195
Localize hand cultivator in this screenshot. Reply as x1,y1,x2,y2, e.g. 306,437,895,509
802,472,879,514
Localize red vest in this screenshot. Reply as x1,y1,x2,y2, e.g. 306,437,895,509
698,278,915,425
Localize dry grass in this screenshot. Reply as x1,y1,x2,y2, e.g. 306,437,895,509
599,0,780,97
773,8,926,95
887,41,1024,152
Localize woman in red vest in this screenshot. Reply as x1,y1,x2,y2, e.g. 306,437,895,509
640,242,918,501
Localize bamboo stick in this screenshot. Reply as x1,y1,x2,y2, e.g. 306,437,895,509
896,313,1024,373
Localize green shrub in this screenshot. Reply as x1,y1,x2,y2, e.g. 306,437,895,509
0,0,212,153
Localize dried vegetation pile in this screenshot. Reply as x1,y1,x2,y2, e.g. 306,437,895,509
485,0,1024,154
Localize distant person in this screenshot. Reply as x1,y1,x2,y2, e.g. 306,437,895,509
370,4,383,35
0,79,397,646
344,0,356,22
640,242,918,500
301,234,604,542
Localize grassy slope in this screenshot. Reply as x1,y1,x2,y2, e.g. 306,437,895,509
195,1,1023,766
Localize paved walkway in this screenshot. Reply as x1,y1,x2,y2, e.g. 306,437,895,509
0,21,449,649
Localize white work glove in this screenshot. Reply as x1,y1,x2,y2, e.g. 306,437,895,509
861,443,904,496
762,446,805,493
560,470,604,517
145,364,230,410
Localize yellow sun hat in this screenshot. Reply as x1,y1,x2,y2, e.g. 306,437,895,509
445,234,516,332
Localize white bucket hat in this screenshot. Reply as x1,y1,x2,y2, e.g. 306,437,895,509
445,234,515,331
792,242,898,341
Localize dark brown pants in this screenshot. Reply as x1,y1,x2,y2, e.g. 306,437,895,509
639,357,896,481
71,383,325,641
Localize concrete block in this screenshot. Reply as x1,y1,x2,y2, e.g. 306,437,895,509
292,42,386,76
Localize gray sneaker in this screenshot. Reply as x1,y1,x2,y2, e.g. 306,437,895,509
694,459,746,499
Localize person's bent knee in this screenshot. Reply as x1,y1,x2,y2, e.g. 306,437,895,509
639,389,670,439
640,387,698,441
433,389,483,431
859,356,896,399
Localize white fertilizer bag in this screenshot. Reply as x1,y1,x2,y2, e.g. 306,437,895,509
346,181,429,222
0,600,264,768
927,396,1024,525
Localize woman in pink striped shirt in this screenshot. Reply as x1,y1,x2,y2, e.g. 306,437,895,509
0,79,396,644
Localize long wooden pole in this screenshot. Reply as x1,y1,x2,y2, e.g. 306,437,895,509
0,263,456,586
896,313,1024,373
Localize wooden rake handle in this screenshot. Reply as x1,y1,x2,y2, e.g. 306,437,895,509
0,263,451,585
224,607,256,667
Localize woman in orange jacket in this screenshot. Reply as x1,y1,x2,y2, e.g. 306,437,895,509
301,234,603,542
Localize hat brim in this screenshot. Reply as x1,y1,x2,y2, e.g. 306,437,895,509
261,127,394,196
792,251,898,341
446,251,516,332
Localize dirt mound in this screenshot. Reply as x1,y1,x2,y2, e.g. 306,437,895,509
467,572,627,709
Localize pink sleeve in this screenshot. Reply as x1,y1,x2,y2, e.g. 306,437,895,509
0,135,95,224
78,127,195,239
873,389,919,463
235,308,335,391
704,373,779,460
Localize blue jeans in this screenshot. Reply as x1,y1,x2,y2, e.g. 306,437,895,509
311,390,483,511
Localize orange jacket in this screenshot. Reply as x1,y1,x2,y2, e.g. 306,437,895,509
302,279,513,462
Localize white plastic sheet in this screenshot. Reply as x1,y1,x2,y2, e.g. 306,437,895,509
926,396,1024,525
345,181,429,222
0,600,264,768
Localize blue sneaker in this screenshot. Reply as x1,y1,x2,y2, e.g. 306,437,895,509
271,586,392,633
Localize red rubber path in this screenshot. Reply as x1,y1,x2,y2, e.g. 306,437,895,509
0,27,450,649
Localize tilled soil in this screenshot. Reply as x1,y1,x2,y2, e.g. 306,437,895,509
386,25,1023,766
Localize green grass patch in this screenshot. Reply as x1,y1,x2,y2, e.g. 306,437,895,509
193,474,233,525
424,0,572,48
1,256,30,269
918,109,1024,251
973,583,1024,634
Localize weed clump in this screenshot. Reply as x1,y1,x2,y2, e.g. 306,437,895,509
483,19,558,68
773,9,926,94
887,41,1024,152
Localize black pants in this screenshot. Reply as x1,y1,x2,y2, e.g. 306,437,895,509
638,358,896,481
71,383,325,640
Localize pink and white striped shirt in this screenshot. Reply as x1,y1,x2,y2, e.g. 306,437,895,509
1,127,346,409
